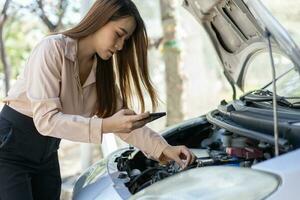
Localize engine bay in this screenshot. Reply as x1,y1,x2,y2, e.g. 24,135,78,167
114,125,284,194
112,98,300,194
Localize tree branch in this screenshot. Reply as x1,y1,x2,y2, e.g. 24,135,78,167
0,0,11,27
36,0,56,31
0,0,12,95
34,0,68,32
56,0,68,31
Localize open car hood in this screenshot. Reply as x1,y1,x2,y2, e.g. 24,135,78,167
183,0,300,90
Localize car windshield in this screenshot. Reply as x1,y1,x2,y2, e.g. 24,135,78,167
243,52,294,92
243,51,300,104
265,67,300,103
242,0,300,103
260,0,300,103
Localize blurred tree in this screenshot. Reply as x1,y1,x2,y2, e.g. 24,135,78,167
29,0,69,32
0,0,12,95
133,0,164,48
4,14,37,79
160,0,183,126
0,0,72,98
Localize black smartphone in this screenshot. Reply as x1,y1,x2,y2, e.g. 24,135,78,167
138,112,166,124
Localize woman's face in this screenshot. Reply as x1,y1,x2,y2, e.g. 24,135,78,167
92,16,136,60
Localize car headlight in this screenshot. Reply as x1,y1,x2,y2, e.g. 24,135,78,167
73,158,108,198
130,166,280,200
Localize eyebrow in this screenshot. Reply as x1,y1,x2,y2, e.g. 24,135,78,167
119,27,128,35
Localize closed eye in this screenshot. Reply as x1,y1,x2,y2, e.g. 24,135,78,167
115,32,122,38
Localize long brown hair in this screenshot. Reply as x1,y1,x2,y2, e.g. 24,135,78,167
61,0,158,117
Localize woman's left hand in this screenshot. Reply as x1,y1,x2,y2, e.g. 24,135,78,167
159,145,196,169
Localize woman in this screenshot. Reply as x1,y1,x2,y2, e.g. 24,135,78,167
0,0,195,199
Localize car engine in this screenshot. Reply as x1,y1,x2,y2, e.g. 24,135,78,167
114,126,280,194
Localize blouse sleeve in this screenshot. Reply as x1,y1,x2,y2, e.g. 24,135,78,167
113,88,170,161
26,37,102,144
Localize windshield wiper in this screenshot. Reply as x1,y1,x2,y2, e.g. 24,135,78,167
240,89,300,108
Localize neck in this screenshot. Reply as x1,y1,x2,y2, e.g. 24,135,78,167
77,35,95,63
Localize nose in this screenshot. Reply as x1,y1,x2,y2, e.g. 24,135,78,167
116,38,125,51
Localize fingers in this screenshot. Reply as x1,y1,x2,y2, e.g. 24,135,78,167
122,109,136,115
117,109,150,132
172,146,191,169
176,146,196,169
121,109,150,122
132,118,151,129
173,155,185,169
190,150,196,164
129,111,150,121
163,146,195,169
180,147,191,168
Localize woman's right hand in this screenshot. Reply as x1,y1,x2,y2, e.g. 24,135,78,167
102,109,150,133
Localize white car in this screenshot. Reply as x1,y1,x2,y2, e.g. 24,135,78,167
72,0,300,199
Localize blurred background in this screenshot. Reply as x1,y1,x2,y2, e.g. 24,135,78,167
0,0,300,199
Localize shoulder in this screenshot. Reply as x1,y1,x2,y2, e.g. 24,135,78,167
29,34,68,63
37,34,65,51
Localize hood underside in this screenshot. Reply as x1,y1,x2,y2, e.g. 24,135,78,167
183,0,300,90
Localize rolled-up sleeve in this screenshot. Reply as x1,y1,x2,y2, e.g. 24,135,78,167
113,89,170,161
26,38,102,144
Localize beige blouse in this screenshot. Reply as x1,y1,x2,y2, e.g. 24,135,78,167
2,34,169,161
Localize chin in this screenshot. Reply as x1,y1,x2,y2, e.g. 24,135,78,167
97,51,112,60
101,56,110,60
